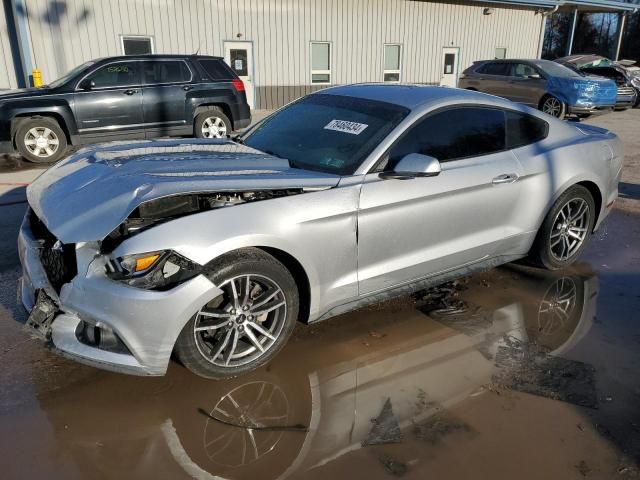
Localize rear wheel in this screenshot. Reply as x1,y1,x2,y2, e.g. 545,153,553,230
194,108,232,139
175,248,299,379
540,95,566,119
529,185,595,270
15,117,68,163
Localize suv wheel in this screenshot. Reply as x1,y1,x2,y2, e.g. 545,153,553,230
175,248,299,379
529,185,595,270
195,108,232,139
15,117,68,163
540,95,566,119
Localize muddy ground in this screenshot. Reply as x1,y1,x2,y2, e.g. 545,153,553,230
0,110,639,479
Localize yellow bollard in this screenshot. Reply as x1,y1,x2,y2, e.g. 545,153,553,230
32,69,42,87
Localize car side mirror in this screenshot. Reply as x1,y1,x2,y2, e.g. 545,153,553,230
79,79,95,90
379,153,442,180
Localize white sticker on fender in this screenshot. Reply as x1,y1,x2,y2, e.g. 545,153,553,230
324,119,368,135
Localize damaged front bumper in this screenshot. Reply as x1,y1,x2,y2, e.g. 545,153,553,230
18,210,221,376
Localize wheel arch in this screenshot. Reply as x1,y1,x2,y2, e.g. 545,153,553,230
193,103,234,126
11,112,73,147
576,180,603,228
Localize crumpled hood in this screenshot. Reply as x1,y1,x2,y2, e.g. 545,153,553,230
27,139,341,243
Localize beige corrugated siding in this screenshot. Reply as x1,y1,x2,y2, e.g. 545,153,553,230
18,0,543,108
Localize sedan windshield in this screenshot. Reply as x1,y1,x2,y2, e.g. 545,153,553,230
242,94,409,175
48,61,95,88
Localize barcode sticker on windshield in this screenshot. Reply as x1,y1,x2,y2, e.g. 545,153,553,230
324,119,368,135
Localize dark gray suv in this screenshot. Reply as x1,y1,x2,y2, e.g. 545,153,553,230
0,55,251,163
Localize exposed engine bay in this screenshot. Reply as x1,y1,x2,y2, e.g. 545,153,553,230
101,189,304,252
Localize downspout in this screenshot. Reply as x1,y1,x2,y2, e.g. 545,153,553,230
537,5,559,59
614,12,627,61
9,0,34,87
567,7,578,56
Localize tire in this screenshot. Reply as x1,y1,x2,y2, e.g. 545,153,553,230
175,248,299,379
528,185,596,270
540,95,567,120
194,108,233,139
15,117,68,164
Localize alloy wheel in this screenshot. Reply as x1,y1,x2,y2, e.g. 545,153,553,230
201,116,228,138
549,198,590,262
23,127,60,158
542,97,562,117
193,274,287,367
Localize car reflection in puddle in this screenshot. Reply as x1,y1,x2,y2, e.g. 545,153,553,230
36,264,599,479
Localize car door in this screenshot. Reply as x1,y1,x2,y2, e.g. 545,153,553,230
506,63,546,106
357,106,523,295
141,59,193,138
73,61,144,138
475,62,511,97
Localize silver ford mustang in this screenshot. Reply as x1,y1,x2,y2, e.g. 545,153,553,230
18,85,622,379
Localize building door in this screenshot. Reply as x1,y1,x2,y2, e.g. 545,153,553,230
440,47,460,88
224,41,255,109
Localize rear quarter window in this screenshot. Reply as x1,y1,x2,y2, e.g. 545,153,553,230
506,111,548,149
197,59,237,81
477,63,509,76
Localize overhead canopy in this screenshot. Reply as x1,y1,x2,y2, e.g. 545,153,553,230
473,0,639,12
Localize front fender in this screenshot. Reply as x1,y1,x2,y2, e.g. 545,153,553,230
6,100,78,139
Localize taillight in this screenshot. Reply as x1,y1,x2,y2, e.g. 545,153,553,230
232,79,245,92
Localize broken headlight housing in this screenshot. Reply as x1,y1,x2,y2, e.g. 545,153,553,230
105,250,202,290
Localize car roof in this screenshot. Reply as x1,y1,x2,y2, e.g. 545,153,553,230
92,54,224,63
318,83,517,110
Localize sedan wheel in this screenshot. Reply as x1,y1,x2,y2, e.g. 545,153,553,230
549,198,590,262
175,248,299,379
193,274,288,368
528,185,595,270
541,95,566,119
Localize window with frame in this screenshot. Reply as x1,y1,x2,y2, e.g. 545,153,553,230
383,44,401,82
87,62,141,88
495,47,507,59
477,62,509,76
506,111,548,149
122,36,154,55
142,61,191,84
387,107,506,167
311,42,331,84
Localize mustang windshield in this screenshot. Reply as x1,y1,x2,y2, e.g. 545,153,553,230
243,94,409,175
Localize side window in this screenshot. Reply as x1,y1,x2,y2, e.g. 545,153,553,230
511,63,537,78
87,62,140,88
478,62,508,76
388,107,506,166
506,111,548,149
143,61,191,84
198,59,236,80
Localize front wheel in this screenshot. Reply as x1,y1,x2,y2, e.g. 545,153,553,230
540,95,567,119
528,185,596,270
15,117,68,163
175,248,299,379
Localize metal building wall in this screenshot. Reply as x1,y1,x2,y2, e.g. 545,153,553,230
0,0,19,89
18,0,543,108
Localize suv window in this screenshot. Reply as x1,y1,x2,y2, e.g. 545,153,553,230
477,62,509,76
86,62,141,88
510,63,539,78
506,111,548,149
198,59,236,80
388,107,506,165
143,60,191,84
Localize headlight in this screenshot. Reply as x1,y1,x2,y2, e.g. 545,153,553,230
106,250,201,290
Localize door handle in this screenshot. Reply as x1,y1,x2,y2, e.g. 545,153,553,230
492,173,519,184
183,85,192,91
124,89,138,95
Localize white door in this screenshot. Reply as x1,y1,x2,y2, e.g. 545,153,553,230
224,41,255,108
440,47,460,88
